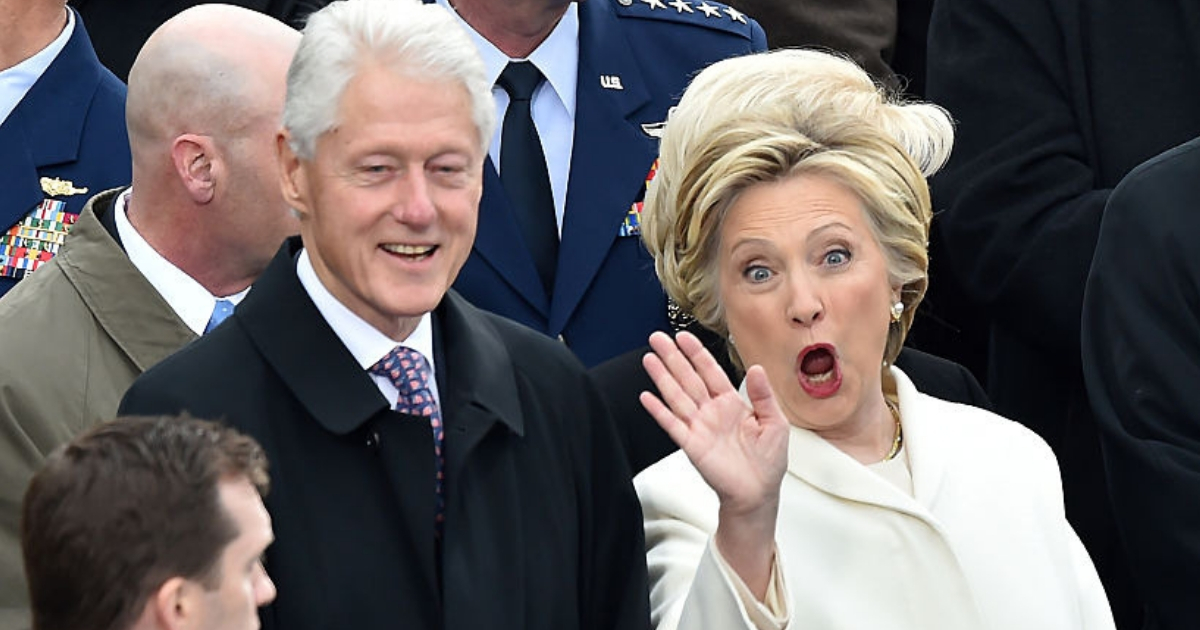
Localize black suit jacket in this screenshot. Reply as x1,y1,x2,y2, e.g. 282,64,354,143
119,238,650,630
926,2,1200,625
1083,136,1200,630
591,328,991,474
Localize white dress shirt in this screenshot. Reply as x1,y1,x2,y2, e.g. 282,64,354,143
0,8,74,125
295,249,441,408
439,0,579,233
115,188,249,335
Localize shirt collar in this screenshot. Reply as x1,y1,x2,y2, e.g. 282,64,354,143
438,0,579,118
295,249,437,375
115,188,249,335
0,7,74,125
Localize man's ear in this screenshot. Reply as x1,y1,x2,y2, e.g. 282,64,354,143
149,576,194,630
277,130,311,220
171,134,219,205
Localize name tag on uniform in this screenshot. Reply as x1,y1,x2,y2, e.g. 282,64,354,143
0,199,78,280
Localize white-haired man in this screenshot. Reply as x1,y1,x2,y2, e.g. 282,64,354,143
120,2,650,629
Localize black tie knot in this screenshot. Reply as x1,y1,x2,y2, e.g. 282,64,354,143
497,61,544,102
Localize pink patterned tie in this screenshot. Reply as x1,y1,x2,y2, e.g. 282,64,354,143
370,346,445,534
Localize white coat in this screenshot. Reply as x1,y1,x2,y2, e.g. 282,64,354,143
635,367,1115,630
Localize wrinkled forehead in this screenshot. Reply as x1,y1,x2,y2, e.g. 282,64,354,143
319,68,483,155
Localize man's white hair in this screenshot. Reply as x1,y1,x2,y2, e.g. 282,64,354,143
282,0,495,159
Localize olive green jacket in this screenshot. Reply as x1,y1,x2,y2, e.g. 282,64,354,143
0,188,194,629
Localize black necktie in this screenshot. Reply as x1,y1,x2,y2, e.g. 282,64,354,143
497,61,558,295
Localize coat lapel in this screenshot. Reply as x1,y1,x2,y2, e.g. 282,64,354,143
236,238,389,434
0,9,105,231
892,367,951,507
58,189,196,370
437,292,526,467
436,293,527,627
236,238,444,607
549,0,656,333
785,371,949,530
471,158,550,315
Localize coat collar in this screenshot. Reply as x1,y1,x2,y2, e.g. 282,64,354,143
0,8,108,230
236,237,526,442
784,367,950,529
57,188,197,371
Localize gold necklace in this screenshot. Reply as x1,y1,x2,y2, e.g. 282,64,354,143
883,400,903,461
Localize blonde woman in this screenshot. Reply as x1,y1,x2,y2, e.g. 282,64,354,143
634,49,1114,630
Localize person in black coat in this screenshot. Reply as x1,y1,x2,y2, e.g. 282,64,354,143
1083,136,1200,630
593,325,991,474
119,2,649,629
925,1,1200,625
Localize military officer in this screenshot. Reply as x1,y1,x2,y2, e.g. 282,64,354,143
435,0,766,367
0,0,129,297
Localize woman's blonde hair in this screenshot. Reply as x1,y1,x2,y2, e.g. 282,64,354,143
641,48,954,368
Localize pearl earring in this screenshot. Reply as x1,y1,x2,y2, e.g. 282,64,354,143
890,301,904,323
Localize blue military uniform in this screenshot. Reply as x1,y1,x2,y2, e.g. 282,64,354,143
448,0,766,367
0,9,130,297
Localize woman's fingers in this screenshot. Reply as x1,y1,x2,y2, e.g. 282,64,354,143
639,390,691,448
642,351,699,420
648,331,709,404
675,330,736,397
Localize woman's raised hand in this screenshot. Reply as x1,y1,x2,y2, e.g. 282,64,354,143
639,330,788,520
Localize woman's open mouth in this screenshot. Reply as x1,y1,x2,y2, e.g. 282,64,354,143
796,343,842,398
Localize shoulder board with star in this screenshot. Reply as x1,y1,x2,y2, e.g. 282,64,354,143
612,0,756,39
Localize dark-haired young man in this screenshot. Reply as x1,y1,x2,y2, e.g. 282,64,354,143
21,415,275,630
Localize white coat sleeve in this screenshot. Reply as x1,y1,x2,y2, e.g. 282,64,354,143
636,455,791,630
1066,527,1116,630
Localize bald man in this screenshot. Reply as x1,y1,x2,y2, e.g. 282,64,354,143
0,6,299,626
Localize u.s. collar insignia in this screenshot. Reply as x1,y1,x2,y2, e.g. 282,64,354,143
40,177,89,197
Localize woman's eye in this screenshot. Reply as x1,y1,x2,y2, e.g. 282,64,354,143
745,266,773,283
823,249,851,266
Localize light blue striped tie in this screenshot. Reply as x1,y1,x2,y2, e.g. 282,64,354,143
204,299,235,334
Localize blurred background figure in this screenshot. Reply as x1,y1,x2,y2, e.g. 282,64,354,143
1084,136,1200,630
633,49,1112,630
0,6,299,622
0,0,129,297
436,0,765,368
75,0,321,80
926,0,1200,626
21,414,275,630
725,0,933,97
